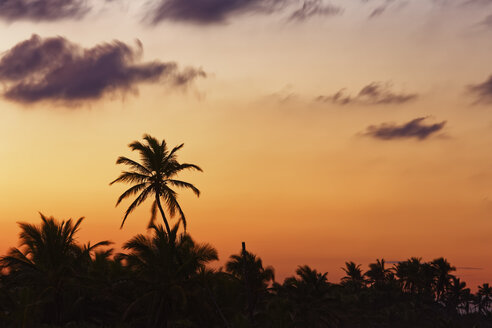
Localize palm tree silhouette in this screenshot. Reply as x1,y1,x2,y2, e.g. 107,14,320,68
110,134,202,235
341,261,366,289
430,257,455,301
394,257,435,296
226,249,274,323
446,277,471,315
477,283,492,315
281,265,339,327
365,259,392,287
0,214,110,325
118,222,217,326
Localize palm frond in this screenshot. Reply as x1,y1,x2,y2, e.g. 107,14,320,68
116,182,148,206
110,171,149,185
169,163,203,177
116,156,151,174
120,186,153,228
128,140,155,170
167,179,200,197
164,143,184,163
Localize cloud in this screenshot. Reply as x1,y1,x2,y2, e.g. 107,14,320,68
289,0,342,21
0,35,206,104
363,117,446,140
368,0,395,18
316,82,417,106
0,0,89,21
468,75,492,104
457,266,484,270
146,0,286,24
478,14,492,28
462,0,492,6
146,0,341,24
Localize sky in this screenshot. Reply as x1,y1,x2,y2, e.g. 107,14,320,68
0,0,492,287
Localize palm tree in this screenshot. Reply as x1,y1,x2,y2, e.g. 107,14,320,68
0,214,110,325
226,249,275,323
477,283,492,315
446,277,471,315
110,134,202,235
281,266,339,327
118,222,218,326
394,257,434,296
341,261,366,289
430,257,455,301
365,259,392,287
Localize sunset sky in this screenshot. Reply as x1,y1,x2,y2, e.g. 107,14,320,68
1,0,492,287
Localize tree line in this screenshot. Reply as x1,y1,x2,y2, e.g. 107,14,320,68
0,135,490,327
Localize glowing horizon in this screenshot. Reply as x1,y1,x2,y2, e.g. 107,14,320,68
1,0,492,289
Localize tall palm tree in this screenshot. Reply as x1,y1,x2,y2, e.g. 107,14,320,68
110,134,202,234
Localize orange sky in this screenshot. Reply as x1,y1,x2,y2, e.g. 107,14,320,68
0,0,491,288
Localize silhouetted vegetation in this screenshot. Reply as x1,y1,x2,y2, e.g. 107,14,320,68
0,135,490,327
0,214,490,327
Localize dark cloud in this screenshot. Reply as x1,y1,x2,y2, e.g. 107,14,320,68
316,82,417,106
146,0,340,24
364,117,446,140
289,0,342,21
468,75,492,104
0,35,206,104
0,0,89,21
146,0,287,24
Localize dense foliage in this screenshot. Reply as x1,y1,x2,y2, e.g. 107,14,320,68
0,214,490,328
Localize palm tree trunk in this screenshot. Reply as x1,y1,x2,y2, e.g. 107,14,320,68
155,193,183,266
155,193,172,236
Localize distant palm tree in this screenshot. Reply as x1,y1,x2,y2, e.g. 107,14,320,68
431,257,455,301
281,266,339,327
226,249,275,323
341,261,366,289
446,277,471,315
477,283,492,315
110,134,202,234
365,259,392,287
394,257,434,296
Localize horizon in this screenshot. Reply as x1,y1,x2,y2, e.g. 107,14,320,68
1,0,492,292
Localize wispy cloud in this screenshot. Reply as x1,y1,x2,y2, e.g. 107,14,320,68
289,0,342,21
368,0,395,18
0,0,89,22
457,266,484,270
363,117,446,140
468,75,492,104
0,35,206,104
316,82,417,106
